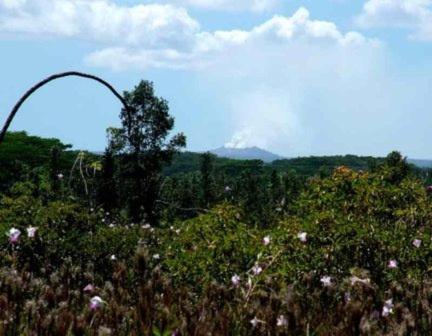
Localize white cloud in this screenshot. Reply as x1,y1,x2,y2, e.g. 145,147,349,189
86,7,378,70
357,0,432,40
0,0,199,49
168,0,277,12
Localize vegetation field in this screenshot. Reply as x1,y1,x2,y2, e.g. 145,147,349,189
2,81,432,335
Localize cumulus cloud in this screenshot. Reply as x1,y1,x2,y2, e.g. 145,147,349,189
356,0,432,40
0,0,199,49
86,7,378,70
169,0,278,11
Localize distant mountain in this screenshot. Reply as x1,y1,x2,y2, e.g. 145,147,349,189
210,146,284,163
408,159,432,168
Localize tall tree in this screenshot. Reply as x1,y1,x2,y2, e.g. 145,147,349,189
109,81,186,224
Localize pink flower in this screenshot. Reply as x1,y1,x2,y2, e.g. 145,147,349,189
89,296,104,310
413,239,422,248
297,232,307,243
320,276,332,287
26,226,37,238
7,228,21,244
83,284,95,294
263,236,271,246
231,274,240,287
388,259,398,269
252,264,263,276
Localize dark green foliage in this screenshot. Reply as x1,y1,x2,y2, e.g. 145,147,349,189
200,152,215,207
49,146,62,195
97,148,118,212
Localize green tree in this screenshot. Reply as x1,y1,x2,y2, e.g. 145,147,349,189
109,81,186,224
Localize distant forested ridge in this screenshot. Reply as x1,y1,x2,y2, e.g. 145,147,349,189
0,131,428,189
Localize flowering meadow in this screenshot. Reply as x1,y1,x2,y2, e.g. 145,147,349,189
2,81,432,335
1,160,432,335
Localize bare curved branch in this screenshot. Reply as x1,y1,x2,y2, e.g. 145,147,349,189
0,71,131,144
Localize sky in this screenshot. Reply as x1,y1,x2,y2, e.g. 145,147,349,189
1,0,432,158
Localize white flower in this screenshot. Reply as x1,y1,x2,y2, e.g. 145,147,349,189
110,255,117,261
250,317,259,327
152,254,160,260
225,186,232,192
57,173,64,179
388,259,398,269
382,298,394,317
26,226,37,238
231,274,240,287
263,236,271,246
297,232,307,243
320,276,332,287
276,315,288,327
7,228,21,244
252,264,263,276
89,296,104,310
109,223,115,228
413,239,422,248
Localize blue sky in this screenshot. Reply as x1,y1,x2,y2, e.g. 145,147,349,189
1,0,432,158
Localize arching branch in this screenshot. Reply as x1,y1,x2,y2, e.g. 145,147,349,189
0,71,131,145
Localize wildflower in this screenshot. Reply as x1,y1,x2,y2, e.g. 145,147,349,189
231,274,240,287
153,254,160,260
83,284,95,293
225,186,232,192
382,298,394,317
388,259,398,269
250,317,259,327
7,228,21,244
350,276,370,286
263,236,271,246
109,223,115,228
320,276,332,287
276,315,288,327
89,296,104,310
110,255,117,261
413,239,422,248
252,264,263,276
26,226,37,238
297,232,307,243
427,185,432,193
57,173,64,179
